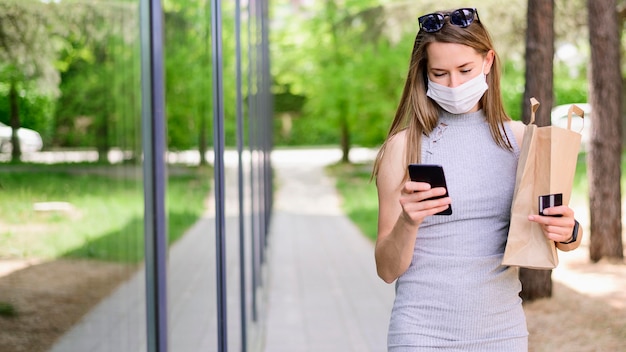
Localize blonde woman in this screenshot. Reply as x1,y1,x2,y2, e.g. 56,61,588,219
372,8,582,351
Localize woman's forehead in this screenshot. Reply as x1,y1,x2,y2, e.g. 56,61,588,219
426,42,481,69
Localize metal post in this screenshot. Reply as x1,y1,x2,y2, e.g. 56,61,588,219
247,0,260,323
210,0,228,350
140,0,168,351
235,0,248,349
254,0,265,284
260,0,272,247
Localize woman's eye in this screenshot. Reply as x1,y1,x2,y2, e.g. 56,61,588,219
433,72,446,77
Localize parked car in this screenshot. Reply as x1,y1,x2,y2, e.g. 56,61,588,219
551,103,591,149
0,122,43,153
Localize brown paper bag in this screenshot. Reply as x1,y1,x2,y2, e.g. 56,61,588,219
502,98,584,269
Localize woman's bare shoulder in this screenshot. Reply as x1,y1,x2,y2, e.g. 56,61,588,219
381,130,408,166
507,120,525,147
377,130,408,184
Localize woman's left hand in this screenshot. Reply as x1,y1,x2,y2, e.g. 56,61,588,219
528,205,576,244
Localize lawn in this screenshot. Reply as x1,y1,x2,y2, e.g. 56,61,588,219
0,164,211,263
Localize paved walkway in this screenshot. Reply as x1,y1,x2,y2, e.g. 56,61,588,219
49,148,394,351
263,150,394,351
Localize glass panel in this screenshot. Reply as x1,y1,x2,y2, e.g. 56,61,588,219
0,1,270,351
0,1,147,351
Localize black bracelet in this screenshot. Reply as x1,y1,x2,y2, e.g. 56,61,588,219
560,220,579,244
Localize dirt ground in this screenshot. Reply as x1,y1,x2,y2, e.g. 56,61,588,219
0,245,624,352
525,246,626,352
0,259,136,352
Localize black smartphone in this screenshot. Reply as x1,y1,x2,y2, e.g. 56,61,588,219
538,193,563,217
407,164,452,215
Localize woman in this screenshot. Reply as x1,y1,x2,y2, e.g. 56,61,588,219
372,8,582,351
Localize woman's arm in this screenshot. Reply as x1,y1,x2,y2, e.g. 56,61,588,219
374,132,451,283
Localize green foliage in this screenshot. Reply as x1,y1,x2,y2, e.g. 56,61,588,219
163,7,211,150
0,302,17,317
270,0,593,149
553,64,588,105
56,41,140,151
272,1,418,148
499,59,588,122
0,166,211,263
500,61,526,121
0,78,56,142
0,0,598,154
163,0,242,150
53,4,140,155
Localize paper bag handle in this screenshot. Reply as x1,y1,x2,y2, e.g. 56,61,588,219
567,104,585,132
529,97,540,124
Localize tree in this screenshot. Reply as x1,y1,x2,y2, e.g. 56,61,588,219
519,0,556,301
0,1,61,161
587,0,624,262
0,1,140,162
296,1,421,161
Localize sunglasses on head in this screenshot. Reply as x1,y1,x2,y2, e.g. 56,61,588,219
418,8,480,33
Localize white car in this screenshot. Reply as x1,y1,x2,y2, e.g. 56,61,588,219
551,103,591,149
0,121,44,153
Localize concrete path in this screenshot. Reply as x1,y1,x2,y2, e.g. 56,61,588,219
262,150,394,351
49,148,395,352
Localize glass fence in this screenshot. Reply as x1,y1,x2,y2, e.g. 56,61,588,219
0,0,271,351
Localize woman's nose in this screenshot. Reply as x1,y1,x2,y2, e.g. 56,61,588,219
448,74,462,88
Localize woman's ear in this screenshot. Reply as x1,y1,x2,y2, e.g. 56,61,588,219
484,50,495,75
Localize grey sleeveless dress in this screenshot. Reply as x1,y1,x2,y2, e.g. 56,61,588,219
387,110,528,351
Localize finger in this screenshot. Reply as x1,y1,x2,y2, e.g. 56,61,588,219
536,218,575,241
540,205,574,218
403,200,451,222
404,181,432,193
543,227,573,243
529,214,575,231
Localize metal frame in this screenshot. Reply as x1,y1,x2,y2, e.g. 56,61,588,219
140,0,168,351
140,0,272,350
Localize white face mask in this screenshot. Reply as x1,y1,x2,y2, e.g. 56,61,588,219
426,65,489,114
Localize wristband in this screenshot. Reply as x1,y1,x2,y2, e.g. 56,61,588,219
559,220,579,244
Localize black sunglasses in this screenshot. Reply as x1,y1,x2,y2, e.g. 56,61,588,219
418,8,480,33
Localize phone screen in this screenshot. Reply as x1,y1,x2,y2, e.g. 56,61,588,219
407,164,452,215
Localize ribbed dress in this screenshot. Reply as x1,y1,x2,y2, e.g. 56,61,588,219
387,110,529,351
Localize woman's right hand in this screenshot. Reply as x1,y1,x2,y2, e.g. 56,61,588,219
399,181,451,225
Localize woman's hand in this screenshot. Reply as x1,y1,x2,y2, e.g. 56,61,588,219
399,181,451,225
528,205,581,250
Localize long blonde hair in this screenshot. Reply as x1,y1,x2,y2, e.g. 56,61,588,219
372,10,513,179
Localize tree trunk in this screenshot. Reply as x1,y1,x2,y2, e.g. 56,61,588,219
519,0,556,301
96,117,109,163
327,1,351,164
522,0,554,125
8,78,22,161
519,269,552,301
339,101,350,164
199,116,208,166
587,0,624,262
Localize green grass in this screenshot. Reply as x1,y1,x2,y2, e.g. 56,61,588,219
0,302,16,317
0,165,211,263
326,162,379,242
328,153,594,243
